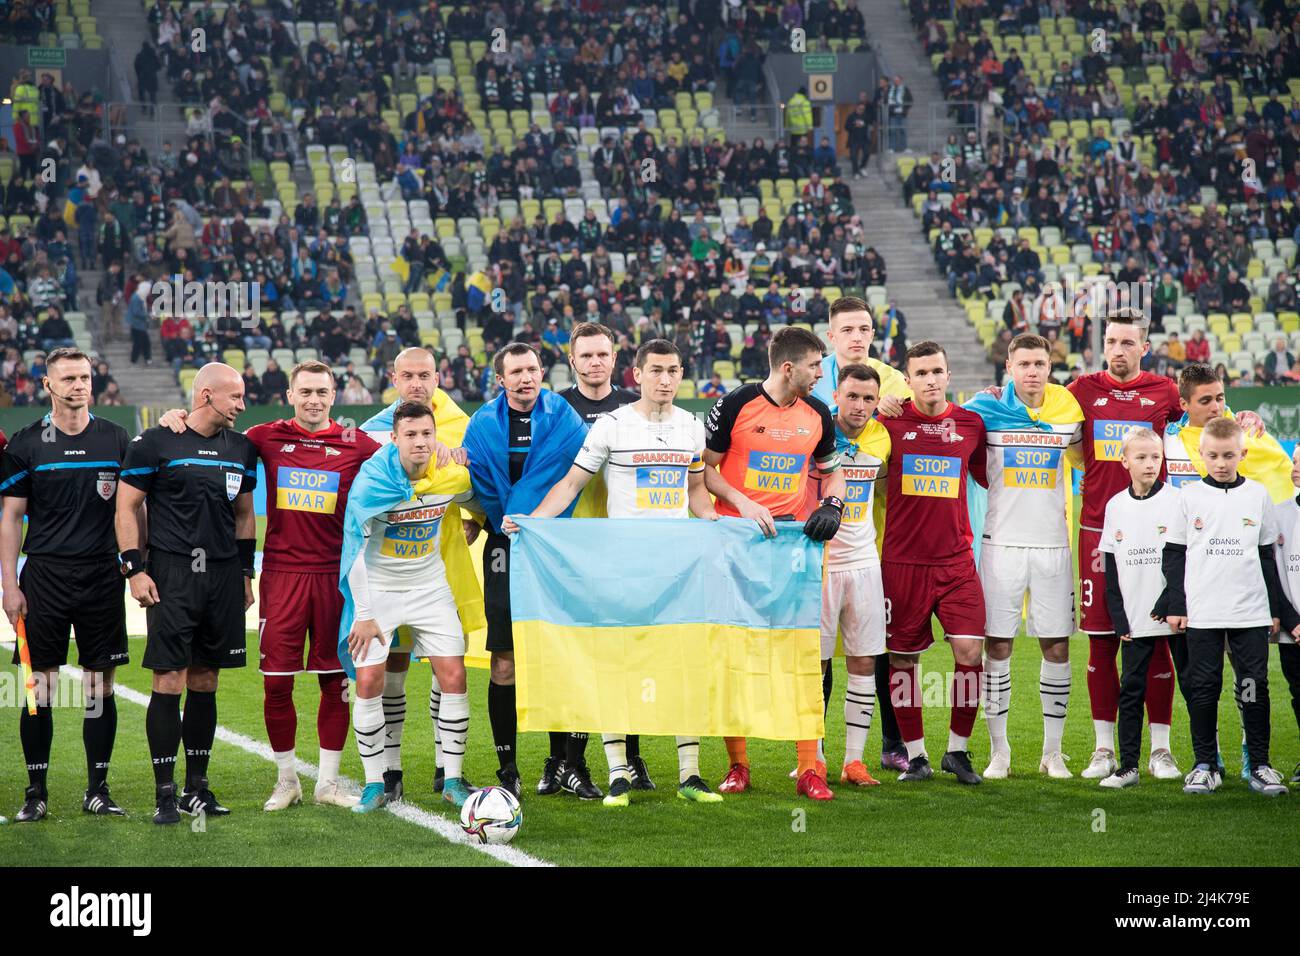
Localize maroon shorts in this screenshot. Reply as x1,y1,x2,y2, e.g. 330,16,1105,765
258,569,345,675
882,558,986,654
1077,527,1113,635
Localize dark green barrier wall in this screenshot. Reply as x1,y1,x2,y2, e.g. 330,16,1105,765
0,406,140,437
1225,387,1300,441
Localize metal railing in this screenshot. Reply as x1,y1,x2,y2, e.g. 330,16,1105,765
102,101,256,174
717,104,783,141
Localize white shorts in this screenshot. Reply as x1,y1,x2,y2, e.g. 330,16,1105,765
352,586,465,667
979,543,1075,639
820,565,887,659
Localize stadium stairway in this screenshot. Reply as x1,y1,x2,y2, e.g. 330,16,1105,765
846,171,989,396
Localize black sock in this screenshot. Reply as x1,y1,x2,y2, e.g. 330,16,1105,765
19,705,53,794
822,664,833,717
566,732,588,764
626,734,640,759
84,694,117,793
146,692,181,788
182,690,217,790
875,653,902,752
548,731,567,759
487,681,517,770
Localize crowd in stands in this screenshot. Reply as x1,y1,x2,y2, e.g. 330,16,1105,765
895,0,1300,387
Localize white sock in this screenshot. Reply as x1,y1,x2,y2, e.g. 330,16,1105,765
983,655,1012,755
352,695,386,784
382,670,406,773
905,738,927,760
1150,723,1171,753
843,674,875,765
816,738,825,762
1094,719,1115,751
1040,659,1071,756
273,749,297,784
428,675,444,768
947,731,969,753
602,733,630,783
437,692,469,781
676,736,700,783
318,748,342,784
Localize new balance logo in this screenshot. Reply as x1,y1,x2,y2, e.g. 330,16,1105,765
903,432,917,440
281,444,296,453
1093,398,1108,406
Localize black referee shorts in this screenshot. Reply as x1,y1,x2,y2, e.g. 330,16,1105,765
483,531,514,653
142,551,247,672
12,555,128,672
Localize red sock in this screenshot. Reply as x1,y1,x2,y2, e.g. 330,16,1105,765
950,662,983,738
317,673,350,752
891,665,924,744
1145,636,1175,725
1087,636,1121,722
263,675,296,753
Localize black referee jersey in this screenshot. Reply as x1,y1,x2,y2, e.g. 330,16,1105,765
120,425,258,559
559,384,639,426
0,413,131,557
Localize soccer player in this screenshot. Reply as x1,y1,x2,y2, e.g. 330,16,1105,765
463,343,587,799
878,341,987,785
117,363,259,824
547,321,644,798
157,361,385,810
1164,363,1293,501
811,296,911,771
1097,428,1186,788
967,333,1084,780
1269,446,1300,783
1,349,131,821
822,362,891,786
504,338,724,805
359,347,470,803
342,402,482,810
702,325,846,801
1155,417,1291,796
1066,309,1188,779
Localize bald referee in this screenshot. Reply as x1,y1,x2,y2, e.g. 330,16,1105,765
1,348,131,822
116,363,259,825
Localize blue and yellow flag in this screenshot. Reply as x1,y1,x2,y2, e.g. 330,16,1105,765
509,517,825,740
1166,410,1295,503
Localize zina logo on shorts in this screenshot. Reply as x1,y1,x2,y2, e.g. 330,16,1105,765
49,886,152,936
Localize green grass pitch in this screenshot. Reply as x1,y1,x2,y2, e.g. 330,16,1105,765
2,627,1296,867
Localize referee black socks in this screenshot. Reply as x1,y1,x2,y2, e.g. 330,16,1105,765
182,690,217,790
84,694,117,793
20,704,53,795
488,681,517,770
146,692,181,787
548,731,567,759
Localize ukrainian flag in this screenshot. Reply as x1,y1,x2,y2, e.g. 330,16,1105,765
509,517,825,740
466,270,493,311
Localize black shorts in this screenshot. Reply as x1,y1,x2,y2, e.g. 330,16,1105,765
483,531,513,653
12,555,128,672
142,552,247,672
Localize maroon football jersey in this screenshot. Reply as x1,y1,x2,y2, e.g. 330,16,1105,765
880,401,988,565
246,418,382,573
1067,371,1180,530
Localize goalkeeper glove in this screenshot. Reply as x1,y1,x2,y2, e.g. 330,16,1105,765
804,496,844,542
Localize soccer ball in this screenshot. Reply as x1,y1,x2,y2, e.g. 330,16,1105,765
460,786,522,845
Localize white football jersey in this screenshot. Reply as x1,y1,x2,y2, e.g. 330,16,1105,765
572,404,705,519
1098,482,1182,637
981,420,1081,548
1166,477,1278,629
827,419,890,571
1271,494,1300,643
1162,428,1201,491
359,489,476,593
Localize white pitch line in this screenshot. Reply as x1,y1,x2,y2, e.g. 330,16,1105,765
1,644,552,867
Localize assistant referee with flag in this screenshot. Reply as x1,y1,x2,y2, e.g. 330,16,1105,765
116,363,259,825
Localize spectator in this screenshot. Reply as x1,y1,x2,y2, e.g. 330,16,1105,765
127,281,153,366
341,375,373,404
699,371,727,398
262,359,289,402
1264,337,1295,382
1185,328,1212,364
990,327,1012,386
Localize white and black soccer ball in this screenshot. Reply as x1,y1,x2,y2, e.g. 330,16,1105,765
460,786,522,845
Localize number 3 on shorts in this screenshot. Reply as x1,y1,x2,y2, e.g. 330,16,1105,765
1080,579,1093,608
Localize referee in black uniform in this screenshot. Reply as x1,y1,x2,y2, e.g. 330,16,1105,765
116,363,258,825
1,348,131,822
